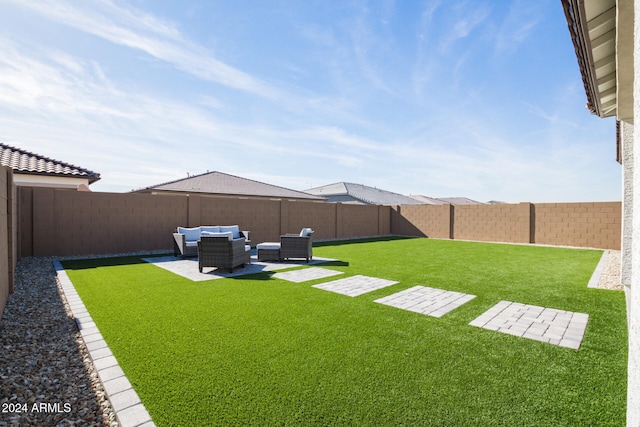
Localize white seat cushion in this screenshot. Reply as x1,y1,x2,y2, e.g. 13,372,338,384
257,242,281,250
220,225,241,239
299,228,313,237
201,231,233,240
177,226,201,242
200,225,221,234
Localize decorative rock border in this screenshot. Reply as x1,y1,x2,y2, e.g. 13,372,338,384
54,261,155,427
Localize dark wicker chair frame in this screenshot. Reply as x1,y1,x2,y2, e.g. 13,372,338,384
198,236,250,273
280,233,313,262
173,233,198,257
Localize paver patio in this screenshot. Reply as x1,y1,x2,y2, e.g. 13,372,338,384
271,267,343,283
312,275,398,297
142,254,335,282
469,300,589,349
375,285,476,317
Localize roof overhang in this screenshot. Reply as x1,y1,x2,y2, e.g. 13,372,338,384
562,0,634,122
12,173,93,189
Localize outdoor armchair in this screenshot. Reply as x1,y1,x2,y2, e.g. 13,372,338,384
197,236,251,273
280,228,313,262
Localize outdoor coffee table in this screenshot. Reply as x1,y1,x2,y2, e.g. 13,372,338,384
256,242,281,261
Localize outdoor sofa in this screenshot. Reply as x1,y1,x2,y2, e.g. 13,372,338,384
173,225,250,257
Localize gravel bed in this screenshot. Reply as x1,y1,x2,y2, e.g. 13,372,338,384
599,250,624,290
0,257,115,427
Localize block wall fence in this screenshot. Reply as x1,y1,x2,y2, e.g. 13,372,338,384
391,201,621,250
16,187,621,260
0,167,16,317
17,188,392,258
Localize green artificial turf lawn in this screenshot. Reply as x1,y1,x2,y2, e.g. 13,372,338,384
62,238,627,426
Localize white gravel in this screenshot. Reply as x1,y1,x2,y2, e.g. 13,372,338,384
598,250,623,290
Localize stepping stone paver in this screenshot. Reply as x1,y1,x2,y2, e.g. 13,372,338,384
313,275,398,297
375,285,476,318
469,300,589,349
271,267,344,283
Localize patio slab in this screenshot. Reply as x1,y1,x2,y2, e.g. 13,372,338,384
469,300,589,349
142,254,336,282
313,275,398,297
375,286,476,318
271,267,344,283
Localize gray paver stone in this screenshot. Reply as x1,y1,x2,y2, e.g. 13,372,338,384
110,388,142,412
103,376,133,396
89,346,113,360
86,339,109,351
117,404,154,427
93,355,119,371
98,365,126,383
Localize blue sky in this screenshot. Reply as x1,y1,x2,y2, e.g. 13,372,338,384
0,0,621,202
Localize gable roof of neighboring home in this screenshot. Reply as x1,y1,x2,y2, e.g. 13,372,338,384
304,182,425,205
409,195,449,205
435,197,484,205
410,195,484,205
135,171,324,201
0,143,101,186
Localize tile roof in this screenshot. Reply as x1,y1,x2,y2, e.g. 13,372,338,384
408,195,449,205
410,195,484,205
432,197,484,205
0,143,100,183
135,171,324,200
304,182,425,205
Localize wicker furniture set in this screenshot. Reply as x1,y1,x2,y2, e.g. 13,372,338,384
173,225,314,273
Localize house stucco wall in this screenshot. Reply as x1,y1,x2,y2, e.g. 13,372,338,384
622,122,634,288
629,2,640,424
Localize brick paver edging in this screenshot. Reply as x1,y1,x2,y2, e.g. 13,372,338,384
587,250,609,288
53,261,155,427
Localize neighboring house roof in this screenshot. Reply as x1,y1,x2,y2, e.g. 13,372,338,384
562,0,632,121
135,171,324,201
0,143,101,184
436,197,484,205
409,195,448,205
304,182,425,205
410,195,484,205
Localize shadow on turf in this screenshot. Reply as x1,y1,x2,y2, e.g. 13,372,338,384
224,259,350,281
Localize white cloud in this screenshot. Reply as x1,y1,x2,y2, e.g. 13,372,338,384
3,0,281,99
